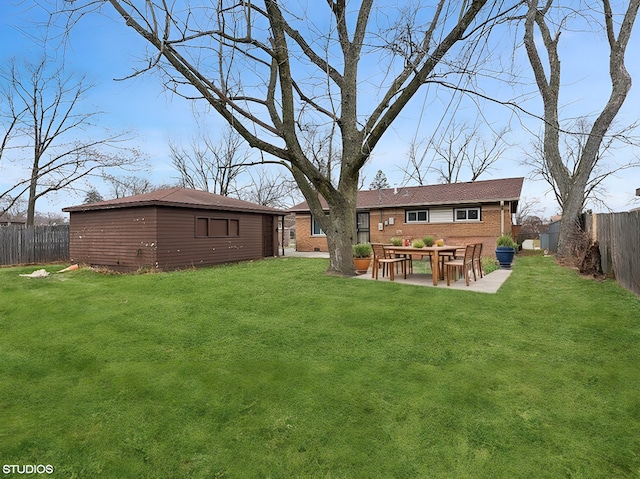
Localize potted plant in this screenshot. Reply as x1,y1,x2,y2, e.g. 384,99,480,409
423,236,435,247
412,239,425,248
352,243,372,274
495,234,517,269
390,237,403,246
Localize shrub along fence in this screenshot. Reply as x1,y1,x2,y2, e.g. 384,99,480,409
0,225,69,266
587,211,640,297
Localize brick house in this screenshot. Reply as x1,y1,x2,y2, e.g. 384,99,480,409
290,177,524,256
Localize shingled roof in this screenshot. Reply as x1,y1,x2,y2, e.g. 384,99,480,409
289,177,524,212
63,187,285,215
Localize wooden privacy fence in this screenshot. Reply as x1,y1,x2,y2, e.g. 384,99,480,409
589,211,640,297
0,225,70,266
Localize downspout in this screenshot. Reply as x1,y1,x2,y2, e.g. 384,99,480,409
281,215,285,256
500,200,505,236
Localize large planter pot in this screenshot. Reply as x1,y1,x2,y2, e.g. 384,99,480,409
353,257,372,274
495,246,516,269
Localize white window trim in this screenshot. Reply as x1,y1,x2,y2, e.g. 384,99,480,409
454,207,481,222
405,209,429,223
311,216,326,236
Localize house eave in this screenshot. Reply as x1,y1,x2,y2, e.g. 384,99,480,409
292,198,520,214
63,200,285,216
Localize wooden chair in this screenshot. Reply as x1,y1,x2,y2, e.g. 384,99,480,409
371,243,406,281
473,242,484,279
444,244,475,286
387,245,413,275
438,248,459,279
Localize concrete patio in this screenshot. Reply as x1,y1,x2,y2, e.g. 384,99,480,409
282,248,512,293
353,266,512,293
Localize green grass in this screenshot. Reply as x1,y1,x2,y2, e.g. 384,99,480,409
1,256,639,478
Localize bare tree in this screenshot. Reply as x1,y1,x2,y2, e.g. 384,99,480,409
514,196,547,226
34,211,68,225
169,127,247,197
523,0,640,259
0,54,142,225
523,117,639,213
242,167,300,209
101,174,156,198
0,196,26,223
403,120,509,184
519,215,548,238
60,0,516,275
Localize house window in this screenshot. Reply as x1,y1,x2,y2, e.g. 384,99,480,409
311,216,326,236
406,209,429,223
195,217,240,237
455,207,481,221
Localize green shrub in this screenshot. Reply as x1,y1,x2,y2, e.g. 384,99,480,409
496,234,517,248
423,236,435,246
390,237,403,246
352,243,372,258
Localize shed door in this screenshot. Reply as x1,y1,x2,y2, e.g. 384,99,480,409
263,216,275,257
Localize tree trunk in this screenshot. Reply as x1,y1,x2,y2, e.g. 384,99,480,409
26,161,39,226
302,175,358,277
556,195,583,259
330,202,358,276
324,195,357,276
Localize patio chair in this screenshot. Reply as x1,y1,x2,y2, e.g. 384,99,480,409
473,242,484,279
444,244,475,286
437,247,460,279
371,243,406,281
386,245,413,275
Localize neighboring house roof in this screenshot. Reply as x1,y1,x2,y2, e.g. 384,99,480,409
289,177,524,212
63,187,286,215
0,219,26,225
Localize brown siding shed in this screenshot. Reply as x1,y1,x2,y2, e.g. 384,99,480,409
63,188,284,272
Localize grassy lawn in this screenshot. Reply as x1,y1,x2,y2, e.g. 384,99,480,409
1,255,639,478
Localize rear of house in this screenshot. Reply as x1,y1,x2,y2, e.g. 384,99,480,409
63,188,284,272
291,177,524,256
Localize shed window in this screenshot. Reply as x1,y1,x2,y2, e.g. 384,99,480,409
196,217,240,237
229,219,239,236
211,219,228,236
196,217,209,236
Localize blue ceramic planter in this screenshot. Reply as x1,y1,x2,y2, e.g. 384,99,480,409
495,246,515,269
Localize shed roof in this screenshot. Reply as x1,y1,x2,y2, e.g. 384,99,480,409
289,177,524,212
63,187,285,215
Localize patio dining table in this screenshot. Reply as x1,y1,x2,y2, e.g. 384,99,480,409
385,245,460,286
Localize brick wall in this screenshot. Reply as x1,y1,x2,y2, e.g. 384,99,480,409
294,214,330,252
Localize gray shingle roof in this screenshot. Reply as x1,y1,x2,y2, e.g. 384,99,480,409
290,177,524,212
63,187,285,215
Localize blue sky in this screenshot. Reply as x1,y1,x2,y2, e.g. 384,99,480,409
1,1,639,218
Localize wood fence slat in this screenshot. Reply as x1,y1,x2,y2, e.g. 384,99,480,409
594,211,640,297
0,225,69,265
